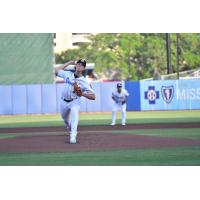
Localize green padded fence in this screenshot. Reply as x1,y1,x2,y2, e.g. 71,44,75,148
0,33,53,84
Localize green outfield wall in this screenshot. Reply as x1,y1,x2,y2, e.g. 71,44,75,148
0,33,53,84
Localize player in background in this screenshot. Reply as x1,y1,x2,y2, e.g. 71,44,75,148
55,59,95,144
111,83,129,126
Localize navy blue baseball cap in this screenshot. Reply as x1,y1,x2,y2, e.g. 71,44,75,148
117,83,122,88
77,59,86,67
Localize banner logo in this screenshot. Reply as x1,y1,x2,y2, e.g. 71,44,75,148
144,86,159,104
161,86,174,104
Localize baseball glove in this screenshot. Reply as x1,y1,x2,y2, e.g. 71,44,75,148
73,82,82,97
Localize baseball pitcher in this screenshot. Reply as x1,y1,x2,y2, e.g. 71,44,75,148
111,83,129,126
55,59,95,144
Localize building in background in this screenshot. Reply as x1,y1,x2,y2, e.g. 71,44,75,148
53,33,91,53
53,33,96,83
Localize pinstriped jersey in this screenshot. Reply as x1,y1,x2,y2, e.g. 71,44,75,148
112,89,129,104
57,70,94,100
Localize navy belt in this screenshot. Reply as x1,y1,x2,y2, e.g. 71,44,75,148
63,98,77,103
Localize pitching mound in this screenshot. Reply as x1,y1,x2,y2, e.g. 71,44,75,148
1,123,200,153
0,132,200,153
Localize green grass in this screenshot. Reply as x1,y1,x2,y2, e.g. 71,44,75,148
0,128,200,166
0,131,65,139
0,146,200,166
0,134,18,139
0,110,200,128
113,128,200,139
0,111,200,166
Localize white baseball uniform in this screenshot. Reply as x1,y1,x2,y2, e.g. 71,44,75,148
111,88,129,125
57,70,95,140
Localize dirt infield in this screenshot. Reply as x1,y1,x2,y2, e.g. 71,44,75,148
0,123,200,153
0,133,200,153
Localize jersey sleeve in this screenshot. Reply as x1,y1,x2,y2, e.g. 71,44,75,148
112,91,117,99
57,70,72,81
79,79,95,94
56,70,65,78
124,89,129,96
83,84,95,94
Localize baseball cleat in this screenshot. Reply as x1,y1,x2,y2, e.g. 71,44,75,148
70,135,77,144
122,123,126,126
110,123,115,126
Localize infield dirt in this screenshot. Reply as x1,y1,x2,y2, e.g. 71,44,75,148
0,123,200,153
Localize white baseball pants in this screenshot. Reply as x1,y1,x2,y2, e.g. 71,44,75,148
60,99,81,138
112,103,127,124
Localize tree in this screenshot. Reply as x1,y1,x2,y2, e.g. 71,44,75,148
55,33,200,80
